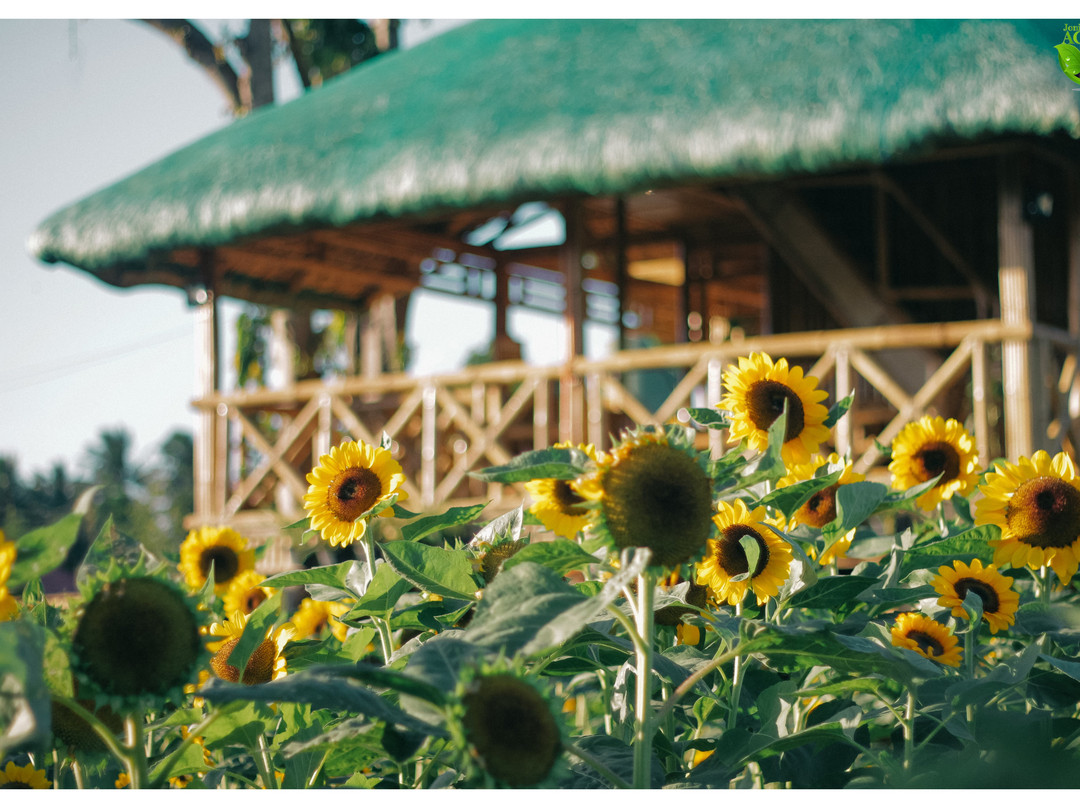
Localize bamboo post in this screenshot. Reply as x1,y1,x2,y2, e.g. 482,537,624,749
834,345,852,459
560,199,586,445
998,157,1037,460
971,339,990,465
421,384,437,506
192,272,218,521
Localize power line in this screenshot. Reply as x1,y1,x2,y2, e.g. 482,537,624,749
1,325,192,393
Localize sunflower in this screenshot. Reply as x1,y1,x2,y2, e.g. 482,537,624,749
223,569,274,617
576,428,714,568
0,534,16,621
0,760,51,789
51,694,124,754
697,499,793,606
524,442,598,538
0,531,14,584
0,588,15,622
975,450,1080,586
720,352,831,466
178,526,255,594
470,540,526,585
888,416,979,510
778,453,865,565
890,612,962,667
206,610,294,685
69,574,207,708
290,597,351,643
303,439,409,548
931,559,1019,635
455,670,563,787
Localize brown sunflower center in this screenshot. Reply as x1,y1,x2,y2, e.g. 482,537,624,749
461,674,562,787
796,484,838,528
1006,476,1080,549
913,441,961,486
327,467,383,522
747,380,805,442
199,546,240,584
210,636,278,685
600,442,714,567
715,526,770,578
907,630,944,657
72,577,202,699
242,588,268,614
553,479,589,516
953,577,1000,613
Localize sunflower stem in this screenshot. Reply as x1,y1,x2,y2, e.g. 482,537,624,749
374,614,395,663
255,731,277,789
902,688,916,773
362,531,378,588
1039,565,1051,606
71,758,85,789
565,740,632,789
728,602,745,731
123,714,148,789
631,567,656,789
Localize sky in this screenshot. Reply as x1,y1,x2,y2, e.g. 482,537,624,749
0,17,562,480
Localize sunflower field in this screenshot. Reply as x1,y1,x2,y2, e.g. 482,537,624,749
3,350,1080,789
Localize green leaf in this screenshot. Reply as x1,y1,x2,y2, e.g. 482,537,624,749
558,735,663,789
898,526,996,578
879,475,943,511
470,447,590,483
824,392,854,428
342,661,449,708
8,513,82,588
856,584,936,611
742,622,942,687
729,534,761,584
261,560,364,600
785,575,878,610
1055,42,1080,82
828,482,887,536
224,590,282,679
757,467,843,521
379,540,479,600
500,537,599,576
0,620,50,753
344,562,410,619
467,550,650,658
1040,653,1080,683
201,700,275,751
200,669,444,736
736,405,788,488
465,562,587,655
686,407,729,430
400,502,487,542
472,506,523,547
274,702,325,789
149,736,211,780
400,632,490,725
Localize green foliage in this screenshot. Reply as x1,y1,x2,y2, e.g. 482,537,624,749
7,366,1080,789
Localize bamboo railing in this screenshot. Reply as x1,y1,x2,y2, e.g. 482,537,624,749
191,317,1080,534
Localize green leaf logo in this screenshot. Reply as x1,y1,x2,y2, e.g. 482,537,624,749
1054,42,1080,85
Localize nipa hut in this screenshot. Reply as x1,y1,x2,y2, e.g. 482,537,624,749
28,19,1080,551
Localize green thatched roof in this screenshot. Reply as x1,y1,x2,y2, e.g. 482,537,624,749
29,19,1080,289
